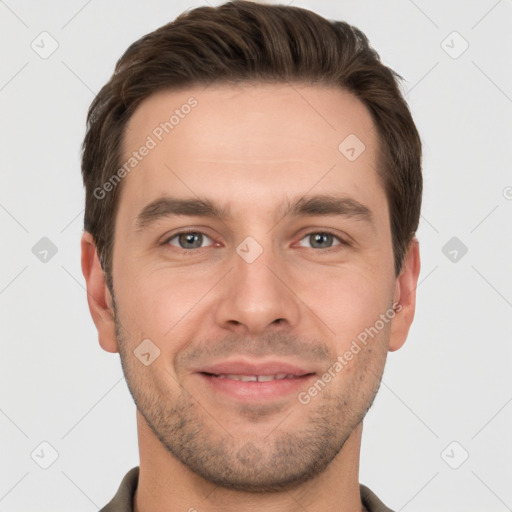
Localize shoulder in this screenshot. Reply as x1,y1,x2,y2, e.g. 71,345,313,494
100,466,139,512
360,483,396,512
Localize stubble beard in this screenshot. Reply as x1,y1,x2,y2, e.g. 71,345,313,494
114,309,388,492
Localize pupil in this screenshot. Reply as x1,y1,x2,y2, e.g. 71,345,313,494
181,232,201,248
312,233,331,248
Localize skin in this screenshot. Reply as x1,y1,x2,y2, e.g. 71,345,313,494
82,83,420,512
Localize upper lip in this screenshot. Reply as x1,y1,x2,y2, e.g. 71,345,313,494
195,359,315,377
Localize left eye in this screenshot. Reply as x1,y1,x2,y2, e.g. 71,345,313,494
167,231,214,249
298,232,343,249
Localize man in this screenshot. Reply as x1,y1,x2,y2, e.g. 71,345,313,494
80,1,422,511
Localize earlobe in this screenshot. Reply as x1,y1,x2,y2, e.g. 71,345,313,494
81,231,119,353
388,239,421,352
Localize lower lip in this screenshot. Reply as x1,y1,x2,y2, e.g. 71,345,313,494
197,373,316,401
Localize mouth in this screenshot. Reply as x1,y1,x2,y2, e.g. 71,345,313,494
205,373,305,382
194,360,317,401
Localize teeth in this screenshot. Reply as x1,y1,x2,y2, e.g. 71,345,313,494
257,375,275,382
224,374,258,382
215,374,296,382
240,375,258,382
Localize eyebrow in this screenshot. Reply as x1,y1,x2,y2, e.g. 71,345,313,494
286,195,372,222
134,194,373,230
135,197,230,230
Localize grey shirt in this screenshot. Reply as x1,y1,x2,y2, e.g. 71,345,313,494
100,466,395,512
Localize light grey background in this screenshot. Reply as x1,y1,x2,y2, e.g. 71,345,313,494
1,0,511,510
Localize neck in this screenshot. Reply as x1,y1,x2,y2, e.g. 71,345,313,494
134,411,365,512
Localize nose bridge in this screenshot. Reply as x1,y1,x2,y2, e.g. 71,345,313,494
214,235,300,333
236,242,279,297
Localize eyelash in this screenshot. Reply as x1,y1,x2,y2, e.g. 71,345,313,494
298,230,350,251
162,230,217,254
162,229,350,253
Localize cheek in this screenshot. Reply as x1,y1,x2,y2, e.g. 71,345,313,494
298,265,393,347
117,265,217,343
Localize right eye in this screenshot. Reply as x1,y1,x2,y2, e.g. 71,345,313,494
164,230,216,250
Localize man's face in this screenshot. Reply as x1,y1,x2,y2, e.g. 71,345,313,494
109,83,401,491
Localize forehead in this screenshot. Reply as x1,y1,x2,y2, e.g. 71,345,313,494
118,82,385,225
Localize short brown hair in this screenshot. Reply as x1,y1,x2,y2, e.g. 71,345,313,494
81,0,422,290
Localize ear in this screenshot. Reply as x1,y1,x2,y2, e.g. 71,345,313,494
388,238,421,352
81,231,119,353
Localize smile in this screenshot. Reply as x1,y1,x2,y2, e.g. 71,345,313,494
208,373,299,382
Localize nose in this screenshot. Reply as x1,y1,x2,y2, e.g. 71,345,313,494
214,244,301,335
